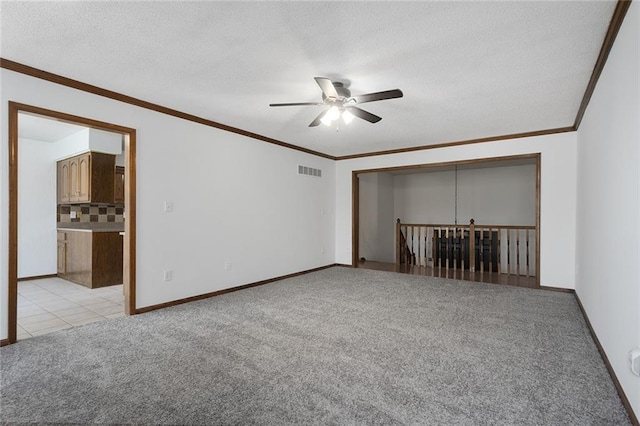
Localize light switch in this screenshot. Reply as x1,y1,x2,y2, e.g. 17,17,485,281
630,348,640,376
164,201,173,213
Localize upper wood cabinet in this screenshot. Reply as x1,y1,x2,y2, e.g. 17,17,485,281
114,166,125,204
57,161,71,203
57,152,116,204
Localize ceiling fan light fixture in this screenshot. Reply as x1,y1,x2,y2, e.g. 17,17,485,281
321,106,340,126
270,77,403,128
342,109,354,124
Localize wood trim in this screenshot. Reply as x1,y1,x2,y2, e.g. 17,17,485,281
135,264,338,314
17,274,58,282
352,153,541,288
399,223,536,230
574,293,639,425
539,286,575,294
6,102,137,345
336,127,575,161
573,0,633,129
8,102,18,344
0,339,10,347
0,58,335,161
535,154,541,286
353,153,540,175
10,103,136,134
352,172,359,267
0,57,588,163
124,132,136,315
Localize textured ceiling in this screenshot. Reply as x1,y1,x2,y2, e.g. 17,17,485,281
1,1,617,157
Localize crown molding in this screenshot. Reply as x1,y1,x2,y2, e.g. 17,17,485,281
334,127,576,161
573,0,633,129
0,58,336,161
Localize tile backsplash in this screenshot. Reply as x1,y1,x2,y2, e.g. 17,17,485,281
58,204,124,224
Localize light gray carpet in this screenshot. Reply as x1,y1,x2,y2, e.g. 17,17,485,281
0,267,630,425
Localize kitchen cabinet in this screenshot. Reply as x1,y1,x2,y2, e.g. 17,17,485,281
57,229,123,288
57,152,115,204
114,166,125,204
57,160,71,203
57,232,67,275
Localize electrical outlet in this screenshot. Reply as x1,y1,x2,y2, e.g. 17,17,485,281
224,261,232,271
70,211,77,219
163,270,173,281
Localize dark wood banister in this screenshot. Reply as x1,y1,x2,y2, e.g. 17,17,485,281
396,218,535,275
396,218,414,265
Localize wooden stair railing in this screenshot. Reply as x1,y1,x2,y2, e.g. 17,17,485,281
396,218,536,277
396,219,415,265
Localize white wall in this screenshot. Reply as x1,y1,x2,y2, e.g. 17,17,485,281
17,138,57,278
336,132,577,289
88,128,123,155
1,69,336,340
394,170,455,225
393,164,536,226
51,128,90,159
116,153,125,167
575,2,639,417
360,164,535,264
52,127,122,159
358,173,395,263
377,173,395,262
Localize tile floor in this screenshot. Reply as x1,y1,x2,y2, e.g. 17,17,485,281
17,277,124,340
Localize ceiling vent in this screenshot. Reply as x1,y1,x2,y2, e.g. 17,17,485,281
298,165,322,178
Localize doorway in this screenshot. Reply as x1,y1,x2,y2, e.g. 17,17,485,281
352,154,541,287
6,102,137,344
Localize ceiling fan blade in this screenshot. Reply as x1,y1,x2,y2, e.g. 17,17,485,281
270,102,325,107
346,106,382,123
314,77,339,100
352,89,403,104
309,109,329,127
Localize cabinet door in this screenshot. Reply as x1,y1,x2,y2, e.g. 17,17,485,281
57,233,67,275
114,167,125,204
77,153,91,202
69,157,79,202
57,160,71,203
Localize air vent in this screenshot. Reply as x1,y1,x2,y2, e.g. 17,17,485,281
298,165,322,177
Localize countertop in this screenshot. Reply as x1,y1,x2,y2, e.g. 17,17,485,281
57,223,124,233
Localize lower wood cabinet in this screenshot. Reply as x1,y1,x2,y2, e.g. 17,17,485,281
57,230,123,288
114,166,125,204
57,234,67,275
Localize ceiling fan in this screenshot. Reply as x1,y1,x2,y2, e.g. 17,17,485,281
269,77,403,127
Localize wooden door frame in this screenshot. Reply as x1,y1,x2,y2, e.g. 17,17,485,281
6,101,137,344
351,153,541,286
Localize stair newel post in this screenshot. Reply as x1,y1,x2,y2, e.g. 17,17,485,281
396,218,401,265
469,219,476,273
